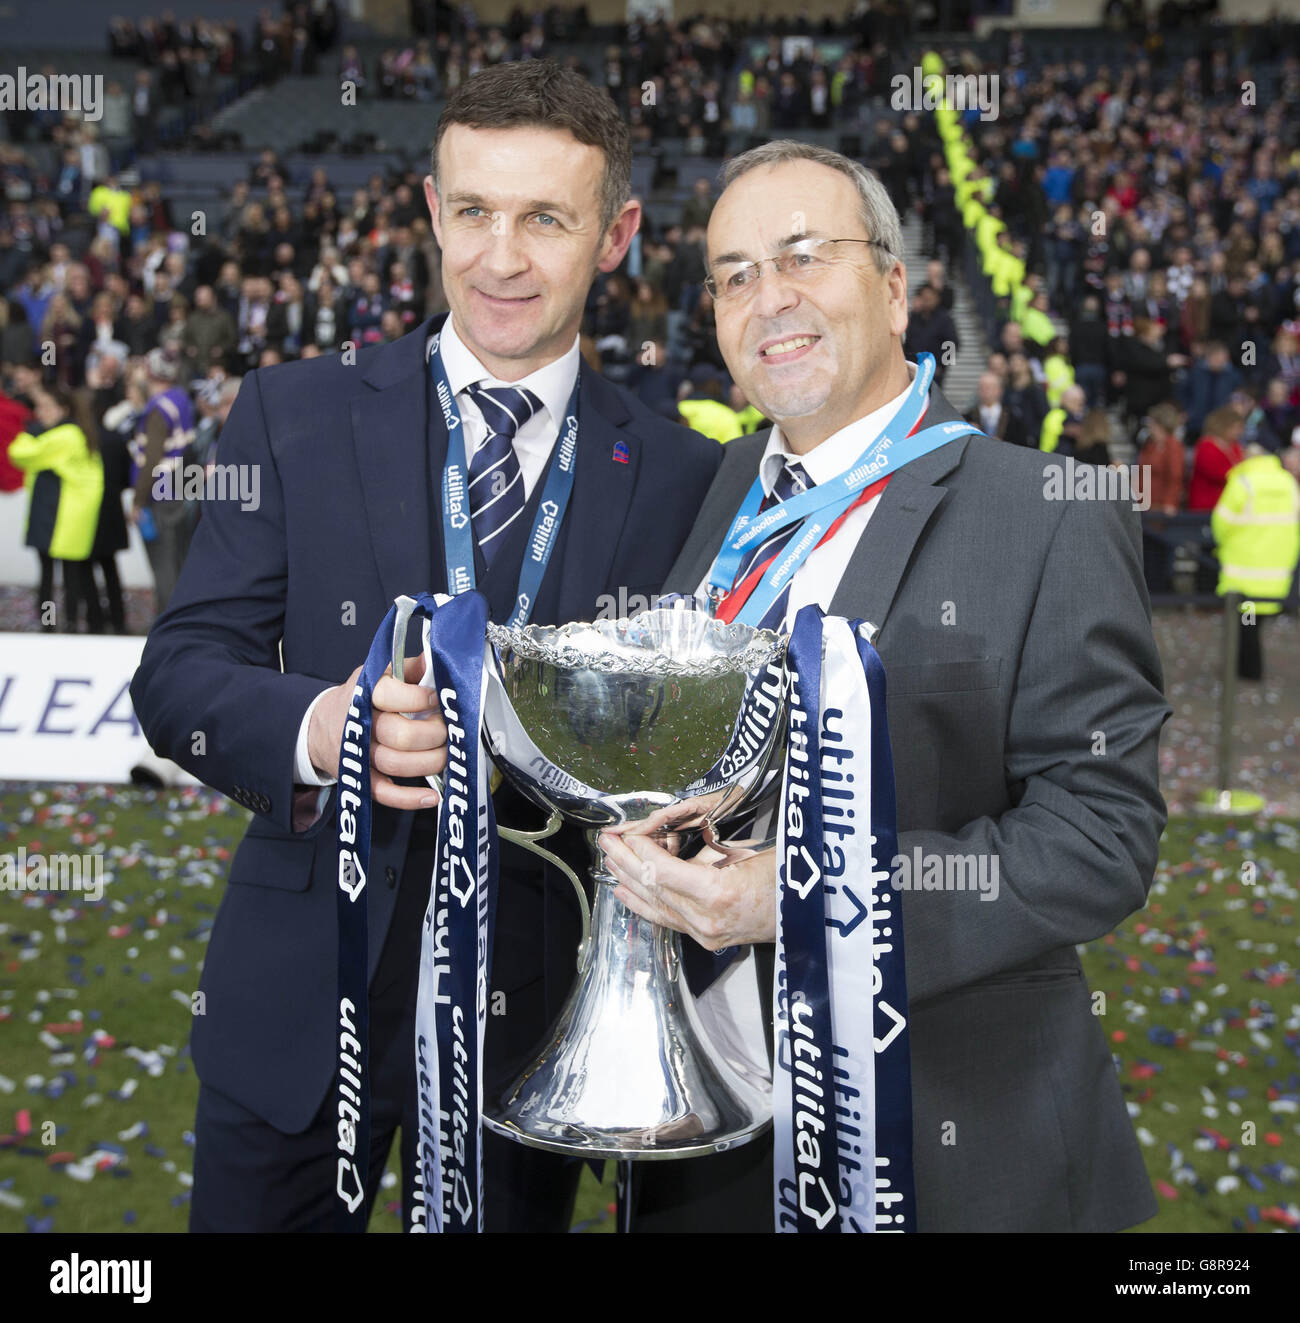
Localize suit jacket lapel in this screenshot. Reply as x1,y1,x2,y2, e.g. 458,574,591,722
829,386,970,632
352,314,446,605
553,369,637,623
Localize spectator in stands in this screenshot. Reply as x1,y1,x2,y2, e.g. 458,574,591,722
1103,269,1135,340
304,273,344,351
182,284,237,373
629,338,684,417
1269,325,1300,397
1233,384,1284,454
927,166,961,265
680,178,716,232
40,293,84,389
344,270,388,348
904,284,959,387
1179,275,1211,354
1262,376,1298,449
965,370,1028,447
625,279,668,357
267,272,306,356
131,69,158,155
1041,334,1075,408
127,350,197,617
1005,352,1049,444
158,294,190,360
1139,402,1187,517
1184,340,1242,440
1044,202,1083,308
1112,316,1187,426
0,378,32,494
90,374,132,634
922,259,953,312
9,382,105,633
1040,383,1088,456
1188,405,1247,512
338,43,367,95
236,274,273,368
1072,410,1113,467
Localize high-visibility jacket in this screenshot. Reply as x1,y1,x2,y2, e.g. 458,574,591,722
992,250,1025,298
734,404,766,435
9,422,105,559
676,397,741,445
87,183,132,234
1043,353,1075,407
961,193,985,230
1019,305,1057,347
1211,454,1300,615
1040,407,1066,453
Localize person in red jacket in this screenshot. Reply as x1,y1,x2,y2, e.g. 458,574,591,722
0,384,33,492
1187,406,1245,511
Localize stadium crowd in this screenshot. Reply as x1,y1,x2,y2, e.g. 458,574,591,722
1,3,1298,636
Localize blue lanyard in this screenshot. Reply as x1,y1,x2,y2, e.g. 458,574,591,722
430,334,581,628
705,354,979,626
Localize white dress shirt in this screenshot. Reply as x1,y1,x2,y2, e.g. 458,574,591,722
691,360,921,1075
293,314,582,787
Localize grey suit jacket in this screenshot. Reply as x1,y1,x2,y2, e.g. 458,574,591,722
666,384,1171,1232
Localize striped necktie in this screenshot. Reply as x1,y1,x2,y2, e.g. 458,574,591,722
728,458,815,632
464,382,542,568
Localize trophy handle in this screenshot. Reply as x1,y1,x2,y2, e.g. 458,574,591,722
499,812,592,971
392,593,448,799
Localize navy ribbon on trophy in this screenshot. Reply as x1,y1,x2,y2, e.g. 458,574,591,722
333,589,495,1233
773,604,916,1232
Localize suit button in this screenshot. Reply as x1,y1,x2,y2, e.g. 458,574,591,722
386,866,397,888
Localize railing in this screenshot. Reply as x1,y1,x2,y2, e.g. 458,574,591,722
1141,512,1299,610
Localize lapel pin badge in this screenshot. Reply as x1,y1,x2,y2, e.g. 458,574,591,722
612,440,630,464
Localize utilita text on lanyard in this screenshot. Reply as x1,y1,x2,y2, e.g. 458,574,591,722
430,333,581,628
706,353,979,628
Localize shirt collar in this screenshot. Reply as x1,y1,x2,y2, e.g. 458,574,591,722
759,358,920,496
427,314,581,428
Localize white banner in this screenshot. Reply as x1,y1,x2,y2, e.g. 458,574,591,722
0,633,153,782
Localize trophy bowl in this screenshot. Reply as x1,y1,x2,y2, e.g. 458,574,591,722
479,606,788,1159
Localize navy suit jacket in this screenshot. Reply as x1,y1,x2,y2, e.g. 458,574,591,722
130,313,721,1132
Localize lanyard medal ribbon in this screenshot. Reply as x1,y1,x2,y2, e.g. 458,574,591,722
708,353,979,628
430,332,581,629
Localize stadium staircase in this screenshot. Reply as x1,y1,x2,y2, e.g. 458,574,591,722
900,211,986,414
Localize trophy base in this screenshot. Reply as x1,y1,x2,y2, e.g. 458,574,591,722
483,879,772,1161
481,1112,771,1161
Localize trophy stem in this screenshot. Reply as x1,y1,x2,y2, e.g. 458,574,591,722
482,833,770,1159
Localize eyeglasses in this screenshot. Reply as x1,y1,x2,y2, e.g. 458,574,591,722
704,236,898,302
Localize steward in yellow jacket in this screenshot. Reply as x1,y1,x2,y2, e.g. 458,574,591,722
1211,450,1300,616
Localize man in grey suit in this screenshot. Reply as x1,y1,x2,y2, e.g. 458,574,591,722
598,141,1171,1232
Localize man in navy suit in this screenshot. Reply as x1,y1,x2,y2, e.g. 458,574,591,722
129,61,720,1232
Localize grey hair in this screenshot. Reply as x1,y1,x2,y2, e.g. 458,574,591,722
717,140,904,276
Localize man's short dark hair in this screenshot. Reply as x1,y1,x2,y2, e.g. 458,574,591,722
430,60,631,236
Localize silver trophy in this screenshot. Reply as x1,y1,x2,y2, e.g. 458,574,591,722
394,600,787,1159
